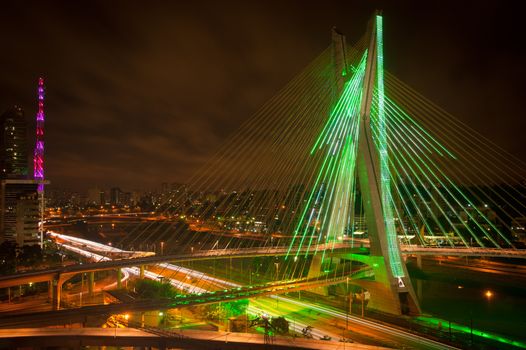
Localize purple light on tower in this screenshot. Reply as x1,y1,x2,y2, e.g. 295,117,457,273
34,77,45,191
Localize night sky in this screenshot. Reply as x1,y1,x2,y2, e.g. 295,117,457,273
0,1,524,191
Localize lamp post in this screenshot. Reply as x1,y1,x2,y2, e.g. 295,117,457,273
345,277,349,347
274,262,280,309
80,273,84,307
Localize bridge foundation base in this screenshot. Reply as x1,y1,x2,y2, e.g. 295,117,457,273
338,254,420,315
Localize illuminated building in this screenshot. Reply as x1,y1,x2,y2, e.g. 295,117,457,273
0,179,39,246
0,79,48,246
0,106,28,179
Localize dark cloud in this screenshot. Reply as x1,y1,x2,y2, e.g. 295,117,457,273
0,0,524,191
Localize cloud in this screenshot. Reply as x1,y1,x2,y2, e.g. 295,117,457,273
0,1,524,191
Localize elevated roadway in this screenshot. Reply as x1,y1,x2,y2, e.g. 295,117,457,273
0,270,370,328
0,328,389,350
2,243,524,291
400,246,526,258
0,242,364,289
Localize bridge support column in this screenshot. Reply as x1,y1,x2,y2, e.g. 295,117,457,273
140,265,145,279
306,255,328,296
414,256,423,302
416,255,422,270
48,280,52,302
417,279,423,303
88,271,94,296
51,278,63,310
117,268,123,289
342,254,420,315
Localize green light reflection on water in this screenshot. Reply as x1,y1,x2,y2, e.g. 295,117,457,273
416,316,526,348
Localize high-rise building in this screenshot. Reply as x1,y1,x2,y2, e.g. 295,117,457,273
0,180,39,246
87,187,105,206
110,187,122,205
0,106,28,179
0,79,48,246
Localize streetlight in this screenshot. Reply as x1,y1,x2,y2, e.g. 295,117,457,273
345,276,349,347
80,273,84,307
160,241,164,255
274,262,280,309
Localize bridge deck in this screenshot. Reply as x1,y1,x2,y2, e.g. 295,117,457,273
0,270,370,328
1,244,524,290
0,243,362,289
401,246,526,258
0,328,383,350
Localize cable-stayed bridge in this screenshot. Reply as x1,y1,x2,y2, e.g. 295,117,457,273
103,11,524,316
1,232,524,300
3,13,526,342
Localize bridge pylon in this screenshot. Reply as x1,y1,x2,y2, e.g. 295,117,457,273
327,13,420,315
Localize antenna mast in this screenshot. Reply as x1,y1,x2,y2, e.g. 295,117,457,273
34,77,45,247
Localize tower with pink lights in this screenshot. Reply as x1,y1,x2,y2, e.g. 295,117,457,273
34,77,45,246
34,77,45,189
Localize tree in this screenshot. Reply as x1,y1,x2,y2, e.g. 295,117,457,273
134,279,176,299
0,241,17,275
202,303,226,322
270,316,289,335
223,299,248,318
302,326,313,339
18,245,43,267
249,315,274,344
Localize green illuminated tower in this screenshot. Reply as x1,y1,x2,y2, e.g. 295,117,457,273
338,13,420,315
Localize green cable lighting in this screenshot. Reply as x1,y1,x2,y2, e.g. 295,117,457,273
287,52,367,259
375,14,405,278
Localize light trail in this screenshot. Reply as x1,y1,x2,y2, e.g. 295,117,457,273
49,231,154,257
158,263,239,288
55,241,207,294
247,304,339,340
269,295,459,350
55,233,457,349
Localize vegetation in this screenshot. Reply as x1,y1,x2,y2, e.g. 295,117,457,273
134,279,177,298
270,316,289,335
0,241,63,275
302,325,313,338
223,299,248,318
0,241,17,275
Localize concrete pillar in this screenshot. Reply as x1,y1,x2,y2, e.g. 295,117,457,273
417,279,423,302
48,280,53,302
416,255,423,270
52,279,62,310
139,265,145,279
307,254,323,279
117,268,123,289
306,255,328,296
88,271,95,296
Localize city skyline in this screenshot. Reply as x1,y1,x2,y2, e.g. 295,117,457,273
0,1,524,191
